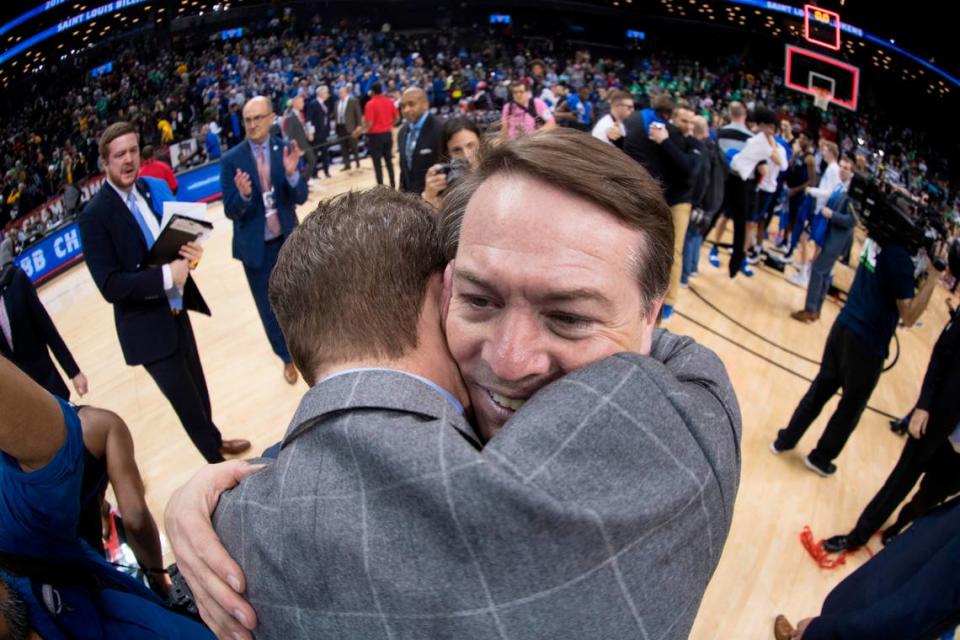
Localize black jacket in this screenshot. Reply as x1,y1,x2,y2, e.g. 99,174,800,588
623,116,701,206
916,311,960,442
305,96,332,144
78,180,210,366
0,265,79,399
398,113,444,195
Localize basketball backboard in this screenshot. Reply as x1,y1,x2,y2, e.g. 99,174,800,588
784,44,860,111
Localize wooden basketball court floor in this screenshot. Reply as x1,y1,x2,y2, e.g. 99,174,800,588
32,162,953,638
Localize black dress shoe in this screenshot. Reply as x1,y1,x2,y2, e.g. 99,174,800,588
822,534,854,553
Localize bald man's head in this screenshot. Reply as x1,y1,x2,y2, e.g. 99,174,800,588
692,115,709,140
400,87,429,123
242,96,274,144
728,101,746,124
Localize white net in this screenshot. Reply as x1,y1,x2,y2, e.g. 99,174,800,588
813,89,832,111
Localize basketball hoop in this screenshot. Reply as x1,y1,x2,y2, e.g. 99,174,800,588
813,88,832,112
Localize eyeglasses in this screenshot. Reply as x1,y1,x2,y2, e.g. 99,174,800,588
243,113,271,125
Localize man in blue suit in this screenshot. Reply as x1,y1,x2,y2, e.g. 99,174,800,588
80,122,250,463
219,96,307,385
791,156,857,323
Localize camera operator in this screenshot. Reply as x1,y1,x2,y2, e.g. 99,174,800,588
821,281,960,553
421,118,483,210
771,221,939,476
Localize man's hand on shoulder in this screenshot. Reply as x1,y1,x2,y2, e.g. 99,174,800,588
165,460,266,640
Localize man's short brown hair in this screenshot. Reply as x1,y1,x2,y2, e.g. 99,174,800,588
269,187,446,385
607,89,631,105
98,121,139,160
439,128,673,317
651,93,675,119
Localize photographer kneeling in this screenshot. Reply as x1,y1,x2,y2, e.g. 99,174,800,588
421,117,483,210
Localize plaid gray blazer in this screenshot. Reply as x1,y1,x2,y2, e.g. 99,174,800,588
214,329,741,639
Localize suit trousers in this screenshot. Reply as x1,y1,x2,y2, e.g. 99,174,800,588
776,321,883,467
664,202,692,308
886,443,960,538
805,497,960,640
301,142,317,182
319,140,331,176
143,312,223,463
243,237,291,365
804,246,841,314
336,124,360,169
847,435,960,547
724,174,752,278
366,132,395,188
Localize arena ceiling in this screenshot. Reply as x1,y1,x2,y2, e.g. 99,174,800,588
0,0,955,82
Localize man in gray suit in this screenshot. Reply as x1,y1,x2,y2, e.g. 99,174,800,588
334,84,363,171
166,130,741,640
790,156,857,323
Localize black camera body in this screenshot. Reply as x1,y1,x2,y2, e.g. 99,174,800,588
436,159,469,189
847,171,946,271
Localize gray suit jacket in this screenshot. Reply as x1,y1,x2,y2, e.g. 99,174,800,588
335,96,364,133
821,190,857,258
214,330,741,639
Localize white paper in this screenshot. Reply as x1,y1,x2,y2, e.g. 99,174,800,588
161,201,208,231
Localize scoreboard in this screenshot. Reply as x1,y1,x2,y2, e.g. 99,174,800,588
803,4,841,50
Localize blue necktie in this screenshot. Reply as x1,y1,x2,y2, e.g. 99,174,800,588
405,123,420,168
127,192,182,311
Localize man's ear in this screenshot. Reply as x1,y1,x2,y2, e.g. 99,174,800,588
441,260,455,325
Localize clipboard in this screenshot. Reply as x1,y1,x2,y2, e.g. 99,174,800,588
146,214,214,266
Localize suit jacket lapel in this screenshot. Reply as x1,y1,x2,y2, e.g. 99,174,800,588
101,185,149,252
412,114,430,159
0,290,12,357
135,179,162,221
245,139,264,195
269,138,284,189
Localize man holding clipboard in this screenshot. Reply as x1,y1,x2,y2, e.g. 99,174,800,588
219,96,308,385
79,122,250,463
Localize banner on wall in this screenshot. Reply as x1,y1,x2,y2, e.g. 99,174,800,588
13,161,223,283
15,222,84,284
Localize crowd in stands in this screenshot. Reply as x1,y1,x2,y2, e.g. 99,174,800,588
1,13,955,255
3,10,960,640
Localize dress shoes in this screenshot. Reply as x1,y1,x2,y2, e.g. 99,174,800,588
790,309,819,323
822,534,856,553
283,362,298,385
219,439,252,456
773,614,795,640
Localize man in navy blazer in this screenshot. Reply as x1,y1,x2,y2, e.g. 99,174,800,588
791,156,858,323
219,96,307,385
80,122,249,463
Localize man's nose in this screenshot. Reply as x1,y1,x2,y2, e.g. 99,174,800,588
483,311,551,384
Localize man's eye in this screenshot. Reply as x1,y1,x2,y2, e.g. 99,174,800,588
463,295,491,309
549,313,591,329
